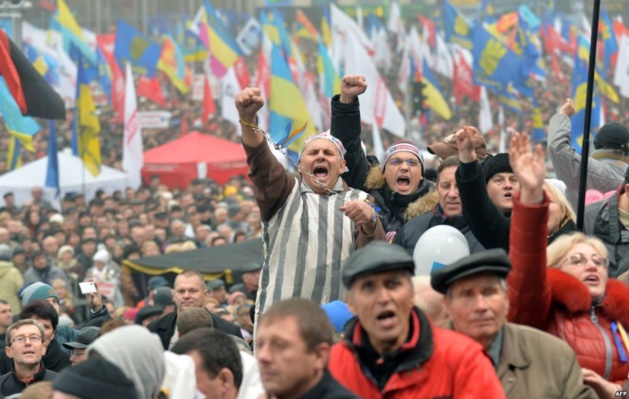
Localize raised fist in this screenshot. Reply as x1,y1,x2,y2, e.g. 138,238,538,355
340,75,367,104
235,87,264,123
559,98,576,117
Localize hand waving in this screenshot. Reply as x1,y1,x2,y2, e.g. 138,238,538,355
509,132,545,204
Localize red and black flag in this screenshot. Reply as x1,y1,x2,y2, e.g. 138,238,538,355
0,29,65,120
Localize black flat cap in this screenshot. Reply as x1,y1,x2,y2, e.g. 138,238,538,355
135,305,164,325
154,211,169,220
430,248,511,294
63,327,100,350
342,242,415,288
206,279,225,290
241,262,262,274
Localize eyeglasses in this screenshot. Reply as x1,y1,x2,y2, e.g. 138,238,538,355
560,253,609,269
70,349,86,357
12,335,43,344
388,158,420,167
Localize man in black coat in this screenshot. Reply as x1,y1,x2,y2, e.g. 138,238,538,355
331,75,433,242
148,270,242,350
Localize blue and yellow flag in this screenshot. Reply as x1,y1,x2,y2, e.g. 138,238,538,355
317,39,341,99
421,60,452,120
0,76,40,153
571,46,601,153
531,98,546,142
576,36,618,103
7,136,21,171
114,20,162,77
269,44,315,155
51,0,96,64
73,52,101,177
157,35,191,94
444,0,473,49
472,24,525,93
203,0,243,78
321,6,332,49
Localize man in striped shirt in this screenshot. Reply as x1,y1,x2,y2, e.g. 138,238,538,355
235,88,385,322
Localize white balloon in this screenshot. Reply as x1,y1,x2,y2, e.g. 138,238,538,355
413,225,470,276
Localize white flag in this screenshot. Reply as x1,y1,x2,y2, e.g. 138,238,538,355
387,1,401,33
479,86,493,134
331,4,374,65
614,34,629,98
433,34,454,79
122,63,143,189
343,30,406,137
221,67,242,129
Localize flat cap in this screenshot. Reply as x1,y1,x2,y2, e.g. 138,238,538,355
206,279,225,290
342,242,415,288
63,327,100,350
241,262,262,274
430,248,511,294
135,305,164,325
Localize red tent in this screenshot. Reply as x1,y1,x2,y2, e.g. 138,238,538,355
142,131,249,189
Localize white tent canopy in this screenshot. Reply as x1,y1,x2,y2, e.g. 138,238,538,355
0,151,130,209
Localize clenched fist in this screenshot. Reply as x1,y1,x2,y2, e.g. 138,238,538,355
559,98,575,117
340,75,367,104
235,87,264,124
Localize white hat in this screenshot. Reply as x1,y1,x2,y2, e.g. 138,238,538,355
50,214,64,224
93,249,110,264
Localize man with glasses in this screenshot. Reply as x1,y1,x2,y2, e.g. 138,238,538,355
0,319,58,397
62,327,99,366
148,270,242,350
331,75,433,241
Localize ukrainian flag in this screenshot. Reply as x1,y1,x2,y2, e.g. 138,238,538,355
269,44,315,154
74,53,101,177
421,60,452,120
7,136,22,171
52,0,96,64
531,98,546,142
317,39,341,99
203,0,243,78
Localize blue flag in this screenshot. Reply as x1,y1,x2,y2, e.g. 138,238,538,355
571,45,601,153
45,120,60,196
443,0,473,49
472,24,525,93
114,20,162,77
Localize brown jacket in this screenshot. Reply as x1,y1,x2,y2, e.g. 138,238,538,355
498,323,596,399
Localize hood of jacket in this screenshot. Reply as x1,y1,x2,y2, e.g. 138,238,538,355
365,166,434,221
548,267,629,327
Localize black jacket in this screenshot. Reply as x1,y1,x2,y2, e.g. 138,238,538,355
456,160,511,252
301,370,360,399
0,362,58,397
331,95,432,236
148,309,243,350
0,339,69,375
394,205,485,255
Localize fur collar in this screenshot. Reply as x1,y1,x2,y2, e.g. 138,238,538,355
364,166,438,221
365,165,386,191
405,191,439,219
547,268,629,326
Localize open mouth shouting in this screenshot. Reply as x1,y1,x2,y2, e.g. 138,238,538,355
396,176,411,189
583,274,600,286
313,165,329,179
376,310,398,329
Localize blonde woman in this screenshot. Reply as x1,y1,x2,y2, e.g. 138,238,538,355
52,278,77,321
543,181,577,243
508,132,629,397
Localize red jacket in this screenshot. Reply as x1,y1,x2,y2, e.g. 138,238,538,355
328,308,505,399
508,196,629,383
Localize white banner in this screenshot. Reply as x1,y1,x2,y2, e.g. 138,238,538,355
138,111,172,129
236,18,261,56
192,74,205,101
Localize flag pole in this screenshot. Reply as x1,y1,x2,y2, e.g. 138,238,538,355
576,0,601,231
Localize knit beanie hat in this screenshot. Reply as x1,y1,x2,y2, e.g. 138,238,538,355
93,249,110,264
381,141,424,172
20,282,59,307
52,357,138,399
480,153,512,183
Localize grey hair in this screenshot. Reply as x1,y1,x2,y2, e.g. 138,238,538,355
6,319,45,347
446,276,507,300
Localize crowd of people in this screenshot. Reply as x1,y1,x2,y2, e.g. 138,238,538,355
3,4,629,399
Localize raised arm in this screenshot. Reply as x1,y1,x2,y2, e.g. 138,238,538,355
507,133,552,330
235,88,295,221
455,126,510,251
331,75,371,191
547,99,580,206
